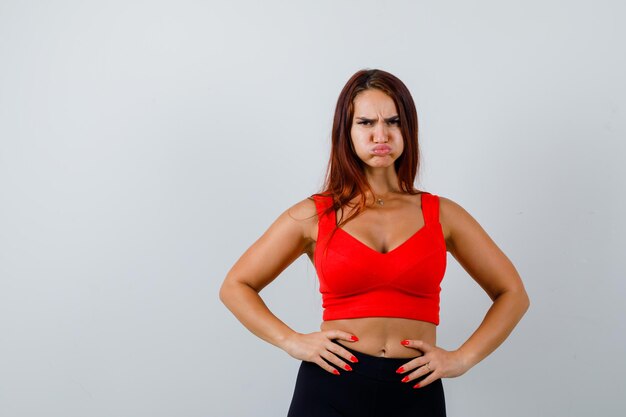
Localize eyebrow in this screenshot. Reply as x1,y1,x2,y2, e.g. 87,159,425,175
355,115,400,122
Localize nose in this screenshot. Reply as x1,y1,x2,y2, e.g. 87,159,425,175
373,120,388,143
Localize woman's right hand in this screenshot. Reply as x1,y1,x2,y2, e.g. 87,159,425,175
282,330,360,375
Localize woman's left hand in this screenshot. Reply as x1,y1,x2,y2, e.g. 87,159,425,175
395,339,472,388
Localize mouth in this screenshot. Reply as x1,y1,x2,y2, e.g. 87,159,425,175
371,145,391,155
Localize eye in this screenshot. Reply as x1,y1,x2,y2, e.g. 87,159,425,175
357,121,372,126
389,119,400,125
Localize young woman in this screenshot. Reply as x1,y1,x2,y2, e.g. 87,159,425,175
219,68,530,416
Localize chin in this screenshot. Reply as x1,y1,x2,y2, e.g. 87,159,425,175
365,162,396,169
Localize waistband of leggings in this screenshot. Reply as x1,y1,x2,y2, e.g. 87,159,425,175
331,339,421,382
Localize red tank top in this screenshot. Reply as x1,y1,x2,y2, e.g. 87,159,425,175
311,192,447,325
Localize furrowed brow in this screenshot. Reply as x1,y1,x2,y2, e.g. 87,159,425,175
355,115,400,122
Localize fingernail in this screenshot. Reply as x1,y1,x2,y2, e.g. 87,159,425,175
396,366,405,373
401,340,410,345
333,369,340,375
402,376,410,383
413,383,420,389
344,364,352,371
351,335,359,341
351,356,358,363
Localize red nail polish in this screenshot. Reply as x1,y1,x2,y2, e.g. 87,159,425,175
351,335,359,341
344,364,352,371
413,383,420,389
333,369,340,375
402,376,410,383
351,356,358,363
401,340,410,346
396,367,405,373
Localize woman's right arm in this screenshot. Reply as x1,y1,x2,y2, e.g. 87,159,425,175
218,198,359,374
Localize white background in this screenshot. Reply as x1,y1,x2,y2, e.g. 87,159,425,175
1,1,625,416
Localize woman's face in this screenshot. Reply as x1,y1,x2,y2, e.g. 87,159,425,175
350,88,404,170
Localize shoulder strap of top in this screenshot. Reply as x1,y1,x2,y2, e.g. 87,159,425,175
421,192,440,224
311,194,335,233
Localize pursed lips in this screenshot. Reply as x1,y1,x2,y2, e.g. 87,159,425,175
371,145,391,154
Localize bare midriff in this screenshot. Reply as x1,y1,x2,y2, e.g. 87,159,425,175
320,316,435,358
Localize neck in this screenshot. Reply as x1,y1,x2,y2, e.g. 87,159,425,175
365,188,400,207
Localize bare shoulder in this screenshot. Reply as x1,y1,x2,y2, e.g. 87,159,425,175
280,196,322,260
286,196,319,242
437,194,527,299
267,195,319,247
221,195,319,293
437,195,484,253
437,195,463,246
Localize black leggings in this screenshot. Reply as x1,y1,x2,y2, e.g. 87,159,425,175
287,339,446,416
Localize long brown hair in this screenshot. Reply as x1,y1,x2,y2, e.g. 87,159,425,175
310,68,423,250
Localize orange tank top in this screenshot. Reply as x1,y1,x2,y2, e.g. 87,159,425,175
311,192,447,325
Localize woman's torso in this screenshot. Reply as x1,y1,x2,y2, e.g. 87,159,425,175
304,192,451,358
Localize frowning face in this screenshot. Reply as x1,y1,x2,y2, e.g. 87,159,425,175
350,88,404,170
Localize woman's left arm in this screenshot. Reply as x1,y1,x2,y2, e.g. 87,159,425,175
399,196,530,388
443,195,530,367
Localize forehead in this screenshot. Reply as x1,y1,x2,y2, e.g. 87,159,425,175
353,89,397,115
